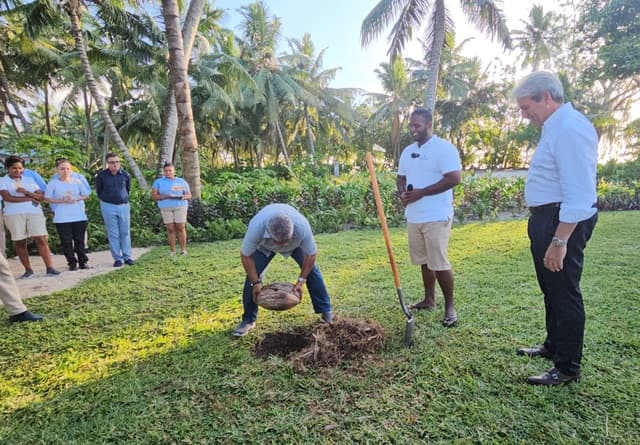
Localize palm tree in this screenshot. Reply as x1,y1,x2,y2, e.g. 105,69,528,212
368,56,416,162
236,1,315,168
281,33,358,163
62,0,148,188
161,0,202,199
157,0,207,173
360,0,511,114
512,4,560,71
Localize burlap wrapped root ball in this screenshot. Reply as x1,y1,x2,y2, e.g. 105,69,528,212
255,282,301,311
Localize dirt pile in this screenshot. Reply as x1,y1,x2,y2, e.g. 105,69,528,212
254,317,385,371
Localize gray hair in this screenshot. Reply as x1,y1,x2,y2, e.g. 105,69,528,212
511,71,564,103
267,214,294,243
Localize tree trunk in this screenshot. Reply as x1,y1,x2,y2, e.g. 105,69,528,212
303,104,315,163
276,121,291,167
44,83,52,136
0,60,32,133
391,112,401,162
423,0,446,117
82,86,98,152
162,0,202,199
66,1,148,188
157,0,205,176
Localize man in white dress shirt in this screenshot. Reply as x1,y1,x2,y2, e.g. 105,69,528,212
512,72,598,386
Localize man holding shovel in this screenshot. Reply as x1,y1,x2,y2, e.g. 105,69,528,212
397,107,461,327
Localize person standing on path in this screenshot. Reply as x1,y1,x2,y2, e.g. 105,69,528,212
0,156,60,278
95,153,134,268
45,158,92,271
151,163,191,256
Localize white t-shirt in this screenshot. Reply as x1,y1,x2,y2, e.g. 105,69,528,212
45,177,90,223
0,175,45,216
397,136,462,223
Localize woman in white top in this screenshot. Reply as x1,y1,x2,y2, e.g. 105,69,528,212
45,158,91,270
0,155,60,278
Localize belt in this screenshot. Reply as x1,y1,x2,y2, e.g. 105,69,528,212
529,202,560,214
529,202,597,215
102,201,128,205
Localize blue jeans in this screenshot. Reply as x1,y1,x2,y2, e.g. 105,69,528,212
100,201,132,262
242,248,332,323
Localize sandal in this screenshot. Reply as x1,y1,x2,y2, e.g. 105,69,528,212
442,315,458,327
409,301,436,311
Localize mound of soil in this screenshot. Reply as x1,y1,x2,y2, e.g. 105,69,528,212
253,317,385,371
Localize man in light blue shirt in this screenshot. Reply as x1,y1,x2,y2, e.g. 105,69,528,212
512,71,598,386
233,203,333,337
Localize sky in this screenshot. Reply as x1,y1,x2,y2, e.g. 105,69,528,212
214,0,562,93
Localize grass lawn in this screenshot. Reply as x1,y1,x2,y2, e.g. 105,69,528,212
1,211,639,444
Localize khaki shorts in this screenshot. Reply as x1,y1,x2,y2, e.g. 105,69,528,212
4,213,48,241
160,206,188,224
407,219,452,270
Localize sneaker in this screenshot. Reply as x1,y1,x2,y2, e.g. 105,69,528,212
321,312,334,323
232,321,256,337
46,267,61,276
9,311,44,323
113,260,123,267
20,269,35,279
79,263,92,270
169,251,176,257
69,264,78,271
180,251,187,256
124,259,135,266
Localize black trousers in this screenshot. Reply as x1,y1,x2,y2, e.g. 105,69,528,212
527,208,597,376
55,221,89,267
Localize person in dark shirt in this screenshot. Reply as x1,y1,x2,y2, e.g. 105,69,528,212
95,153,134,267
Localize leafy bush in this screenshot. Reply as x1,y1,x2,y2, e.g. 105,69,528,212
10,162,640,254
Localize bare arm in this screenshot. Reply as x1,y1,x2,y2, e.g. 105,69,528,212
241,253,263,301
400,170,461,206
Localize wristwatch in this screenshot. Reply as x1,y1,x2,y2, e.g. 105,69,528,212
250,279,262,287
297,276,307,284
551,236,568,247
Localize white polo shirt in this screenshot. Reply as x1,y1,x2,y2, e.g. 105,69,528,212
398,136,461,223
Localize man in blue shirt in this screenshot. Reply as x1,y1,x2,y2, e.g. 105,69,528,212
512,71,598,386
95,153,134,267
233,203,333,337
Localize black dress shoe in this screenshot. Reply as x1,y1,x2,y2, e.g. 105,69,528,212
69,264,78,271
516,346,553,359
9,311,44,323
527,367,580,386
79,263,92,269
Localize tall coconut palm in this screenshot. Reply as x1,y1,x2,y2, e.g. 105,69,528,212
512,4,560,71
161,0,202,199
237,1,315,168
62,0,148,187
361,0,511,114
281,33,357,163
157,0,208,173
368,56,417,162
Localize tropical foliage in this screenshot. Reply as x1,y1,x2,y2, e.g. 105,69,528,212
0,0,637,179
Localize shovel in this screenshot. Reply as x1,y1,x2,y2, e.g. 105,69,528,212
365,152,415,347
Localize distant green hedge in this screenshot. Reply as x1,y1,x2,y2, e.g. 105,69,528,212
10,166,639,256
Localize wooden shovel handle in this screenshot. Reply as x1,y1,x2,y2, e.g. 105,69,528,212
365,152,402,289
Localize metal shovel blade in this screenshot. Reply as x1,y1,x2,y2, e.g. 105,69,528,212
397,288,415,347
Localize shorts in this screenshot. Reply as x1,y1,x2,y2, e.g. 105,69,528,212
160,206,188,224
407,219,452,270
4,213,48,241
